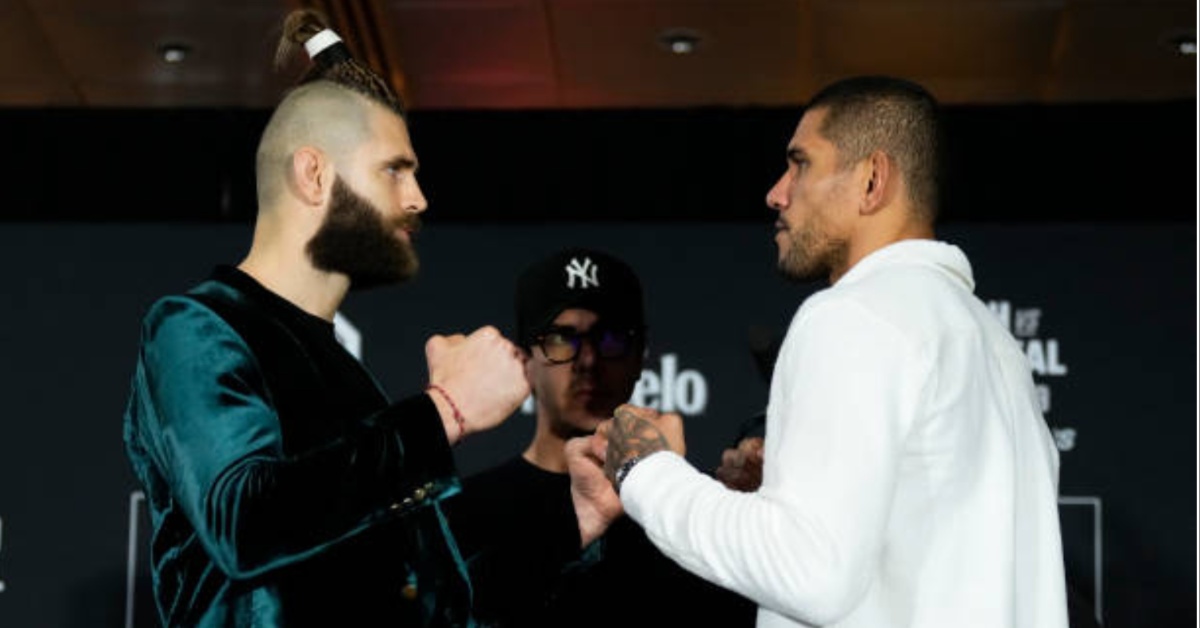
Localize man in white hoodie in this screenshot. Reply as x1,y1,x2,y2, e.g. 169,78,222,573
569,75,1069,628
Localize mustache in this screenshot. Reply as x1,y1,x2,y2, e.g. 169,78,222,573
569,375,598,393
392,214,422,234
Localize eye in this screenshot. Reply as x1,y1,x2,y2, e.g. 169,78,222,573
543,331,573,348
596,330,630,357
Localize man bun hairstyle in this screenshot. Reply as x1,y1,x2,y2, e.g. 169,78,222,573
254,9,407,208
274,8,405,117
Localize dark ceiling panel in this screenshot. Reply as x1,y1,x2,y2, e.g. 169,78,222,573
382,0,558,108
552,0,811,107
812,0,1063,104
0,0,1194,108
0,0,77,105
1051,0,1197,102
35,3,292,107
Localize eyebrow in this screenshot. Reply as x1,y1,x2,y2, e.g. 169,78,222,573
384,156,418,172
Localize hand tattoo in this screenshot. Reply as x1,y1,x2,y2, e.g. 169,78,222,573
604,406,670,486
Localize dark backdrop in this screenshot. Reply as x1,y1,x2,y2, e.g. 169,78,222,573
0,100,1194,224
0,101,1195,628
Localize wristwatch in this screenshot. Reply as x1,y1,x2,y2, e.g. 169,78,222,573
614,455,643,493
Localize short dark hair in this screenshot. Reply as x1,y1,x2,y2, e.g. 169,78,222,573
807,76,942,222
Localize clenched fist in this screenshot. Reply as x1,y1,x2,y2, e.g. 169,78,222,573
565,436,622,547
425,325,529,442
715,436,764,492
600,404,686,488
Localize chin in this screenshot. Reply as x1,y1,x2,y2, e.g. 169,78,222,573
571,414,607,435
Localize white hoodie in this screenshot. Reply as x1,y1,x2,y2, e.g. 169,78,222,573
622,240,1069,628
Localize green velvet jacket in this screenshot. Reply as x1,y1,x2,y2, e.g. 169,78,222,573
123,266,474,627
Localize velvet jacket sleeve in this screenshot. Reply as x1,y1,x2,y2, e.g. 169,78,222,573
128,295,458,581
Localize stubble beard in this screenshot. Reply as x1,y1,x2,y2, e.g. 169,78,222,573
307,177,421,290
777,218,848,284
546,380,629,440
548,384,610,439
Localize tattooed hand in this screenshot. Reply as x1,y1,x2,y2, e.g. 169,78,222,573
601,404,686,487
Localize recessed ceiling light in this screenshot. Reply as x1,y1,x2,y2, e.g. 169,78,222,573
158,43,191,63
1164,31,1196,56
658,28,702,55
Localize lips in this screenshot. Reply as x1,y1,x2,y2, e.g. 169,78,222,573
395,216,422,235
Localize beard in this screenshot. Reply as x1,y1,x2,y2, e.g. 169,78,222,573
776,217,848,283
550,414,597,440
307,177,421,290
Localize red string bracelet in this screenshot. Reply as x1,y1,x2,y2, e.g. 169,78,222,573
425,384,466,443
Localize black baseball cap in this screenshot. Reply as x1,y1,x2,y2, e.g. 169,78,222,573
514,247,645,348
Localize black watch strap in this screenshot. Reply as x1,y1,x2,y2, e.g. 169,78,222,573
614,455,644,493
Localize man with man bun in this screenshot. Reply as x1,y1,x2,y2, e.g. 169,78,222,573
122,10,527,627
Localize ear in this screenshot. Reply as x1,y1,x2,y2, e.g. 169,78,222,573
860,150,891,216
522,352,540,404
523,348,537,379
291,146,332,207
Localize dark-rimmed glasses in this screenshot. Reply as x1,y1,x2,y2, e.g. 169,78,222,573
535,325,641,364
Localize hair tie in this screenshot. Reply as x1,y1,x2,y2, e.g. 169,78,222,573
304,28,344,59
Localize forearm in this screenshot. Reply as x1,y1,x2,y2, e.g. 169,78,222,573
622,453,875,626
140,296,460,578
187,395,459,579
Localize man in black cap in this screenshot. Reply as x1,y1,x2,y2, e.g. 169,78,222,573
447,247,754,628
512,246,647,461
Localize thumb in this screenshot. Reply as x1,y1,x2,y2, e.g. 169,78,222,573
565,436,588,458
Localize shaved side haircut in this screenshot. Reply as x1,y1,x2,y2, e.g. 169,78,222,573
254,8,408,209
807,76,942,222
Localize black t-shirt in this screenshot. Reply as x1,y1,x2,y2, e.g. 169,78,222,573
445,456,756,627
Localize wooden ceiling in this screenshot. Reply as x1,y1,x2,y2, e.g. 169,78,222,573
1,0,1195,110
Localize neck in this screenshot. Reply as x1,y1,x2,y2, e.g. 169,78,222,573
522,421,571,474
831,214,935,284
237,233,349,322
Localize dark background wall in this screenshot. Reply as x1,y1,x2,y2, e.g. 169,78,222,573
1,100,1195,224
0,102,1195,627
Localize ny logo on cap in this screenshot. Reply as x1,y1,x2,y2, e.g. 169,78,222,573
565,256,599,289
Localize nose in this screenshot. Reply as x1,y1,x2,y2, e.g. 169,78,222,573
572,337,597,370
766,171,790,213
404,176,428,214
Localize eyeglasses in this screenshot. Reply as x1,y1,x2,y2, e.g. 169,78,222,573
535,325,641,364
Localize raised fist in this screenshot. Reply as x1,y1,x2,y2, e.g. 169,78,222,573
426,325,530,440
